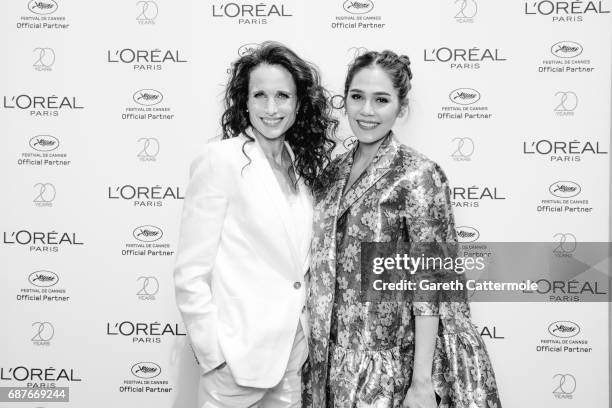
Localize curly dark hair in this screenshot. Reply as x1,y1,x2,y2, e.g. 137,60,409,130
221,41,337,190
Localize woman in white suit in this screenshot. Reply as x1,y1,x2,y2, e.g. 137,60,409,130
174,42,337,407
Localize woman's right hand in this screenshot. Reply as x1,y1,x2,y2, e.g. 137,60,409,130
402,379,438,408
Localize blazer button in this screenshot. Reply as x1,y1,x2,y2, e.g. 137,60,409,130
293,282,302,289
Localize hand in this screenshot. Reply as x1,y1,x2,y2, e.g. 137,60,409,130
402,379,437,408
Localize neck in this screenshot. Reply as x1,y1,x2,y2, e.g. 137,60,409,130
252,127,285,165
354,133,388,164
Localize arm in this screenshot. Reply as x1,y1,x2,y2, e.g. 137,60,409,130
174,145,229,373
404,163,456,408
412,315,439,384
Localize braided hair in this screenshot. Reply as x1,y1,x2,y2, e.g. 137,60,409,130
344,50,413,107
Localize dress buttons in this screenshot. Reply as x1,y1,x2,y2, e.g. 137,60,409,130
293,281,302,289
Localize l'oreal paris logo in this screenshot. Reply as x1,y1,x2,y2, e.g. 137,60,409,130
29,135,59,151
132,225,163,242
2,95,83,110
455,226,480,242
131,362,161,379
548,321,580,338
28,0,58,15
106,49,187,63
0,366,81,381
343,0,374,14
133,89,163,106
452,186,506,200
211,2,292,17
449,88,480,105
523,140,607,155
28,270,59,287
108,185,183,200
524,1,609,15
549,181,581,198
551,41,583,58
3,230,83,245
424,48,506,62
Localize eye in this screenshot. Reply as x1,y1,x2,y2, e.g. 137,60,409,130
253,91,265,98
350,93,362,100
276,92,290,99
376,97,389,104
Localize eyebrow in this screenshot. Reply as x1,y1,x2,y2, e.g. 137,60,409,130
349,89,392,96
250,89,295,95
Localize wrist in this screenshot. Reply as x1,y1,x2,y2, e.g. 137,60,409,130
411,374,432,386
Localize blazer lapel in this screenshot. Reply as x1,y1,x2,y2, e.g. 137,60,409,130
246,130,302,277
337,134,400,217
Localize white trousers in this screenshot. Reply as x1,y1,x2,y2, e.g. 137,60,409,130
199,322,307,408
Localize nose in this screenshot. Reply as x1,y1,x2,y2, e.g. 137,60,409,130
361,99,374,115
265,97,278,115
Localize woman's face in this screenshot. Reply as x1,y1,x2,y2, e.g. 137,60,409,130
247,63,298,141
345,66,404,145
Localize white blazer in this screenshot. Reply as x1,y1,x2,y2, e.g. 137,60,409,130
174,131,312,388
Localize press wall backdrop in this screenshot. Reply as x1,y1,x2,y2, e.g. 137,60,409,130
1,0,611,407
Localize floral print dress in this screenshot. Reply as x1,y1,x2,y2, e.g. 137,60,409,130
303,135,501,408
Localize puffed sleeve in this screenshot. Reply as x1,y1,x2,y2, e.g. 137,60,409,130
174,144,229,373
409,162,457,316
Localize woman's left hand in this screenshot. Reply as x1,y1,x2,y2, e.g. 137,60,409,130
402,378,437,408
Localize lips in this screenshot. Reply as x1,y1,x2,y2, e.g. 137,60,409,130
261,117,283,126
356,119,380,130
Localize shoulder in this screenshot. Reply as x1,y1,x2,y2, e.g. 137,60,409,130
206,135,248,156
189,135,252,174
396,144,450,188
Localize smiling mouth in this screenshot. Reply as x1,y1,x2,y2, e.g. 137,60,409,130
261,117,283,126
356,120,380,130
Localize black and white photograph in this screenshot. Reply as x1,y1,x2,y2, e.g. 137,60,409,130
1,1,611,407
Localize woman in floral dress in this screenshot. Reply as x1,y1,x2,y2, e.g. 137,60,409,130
304,50,502,408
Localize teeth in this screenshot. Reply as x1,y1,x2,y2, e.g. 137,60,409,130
262,117,282,125
357,120,378,129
